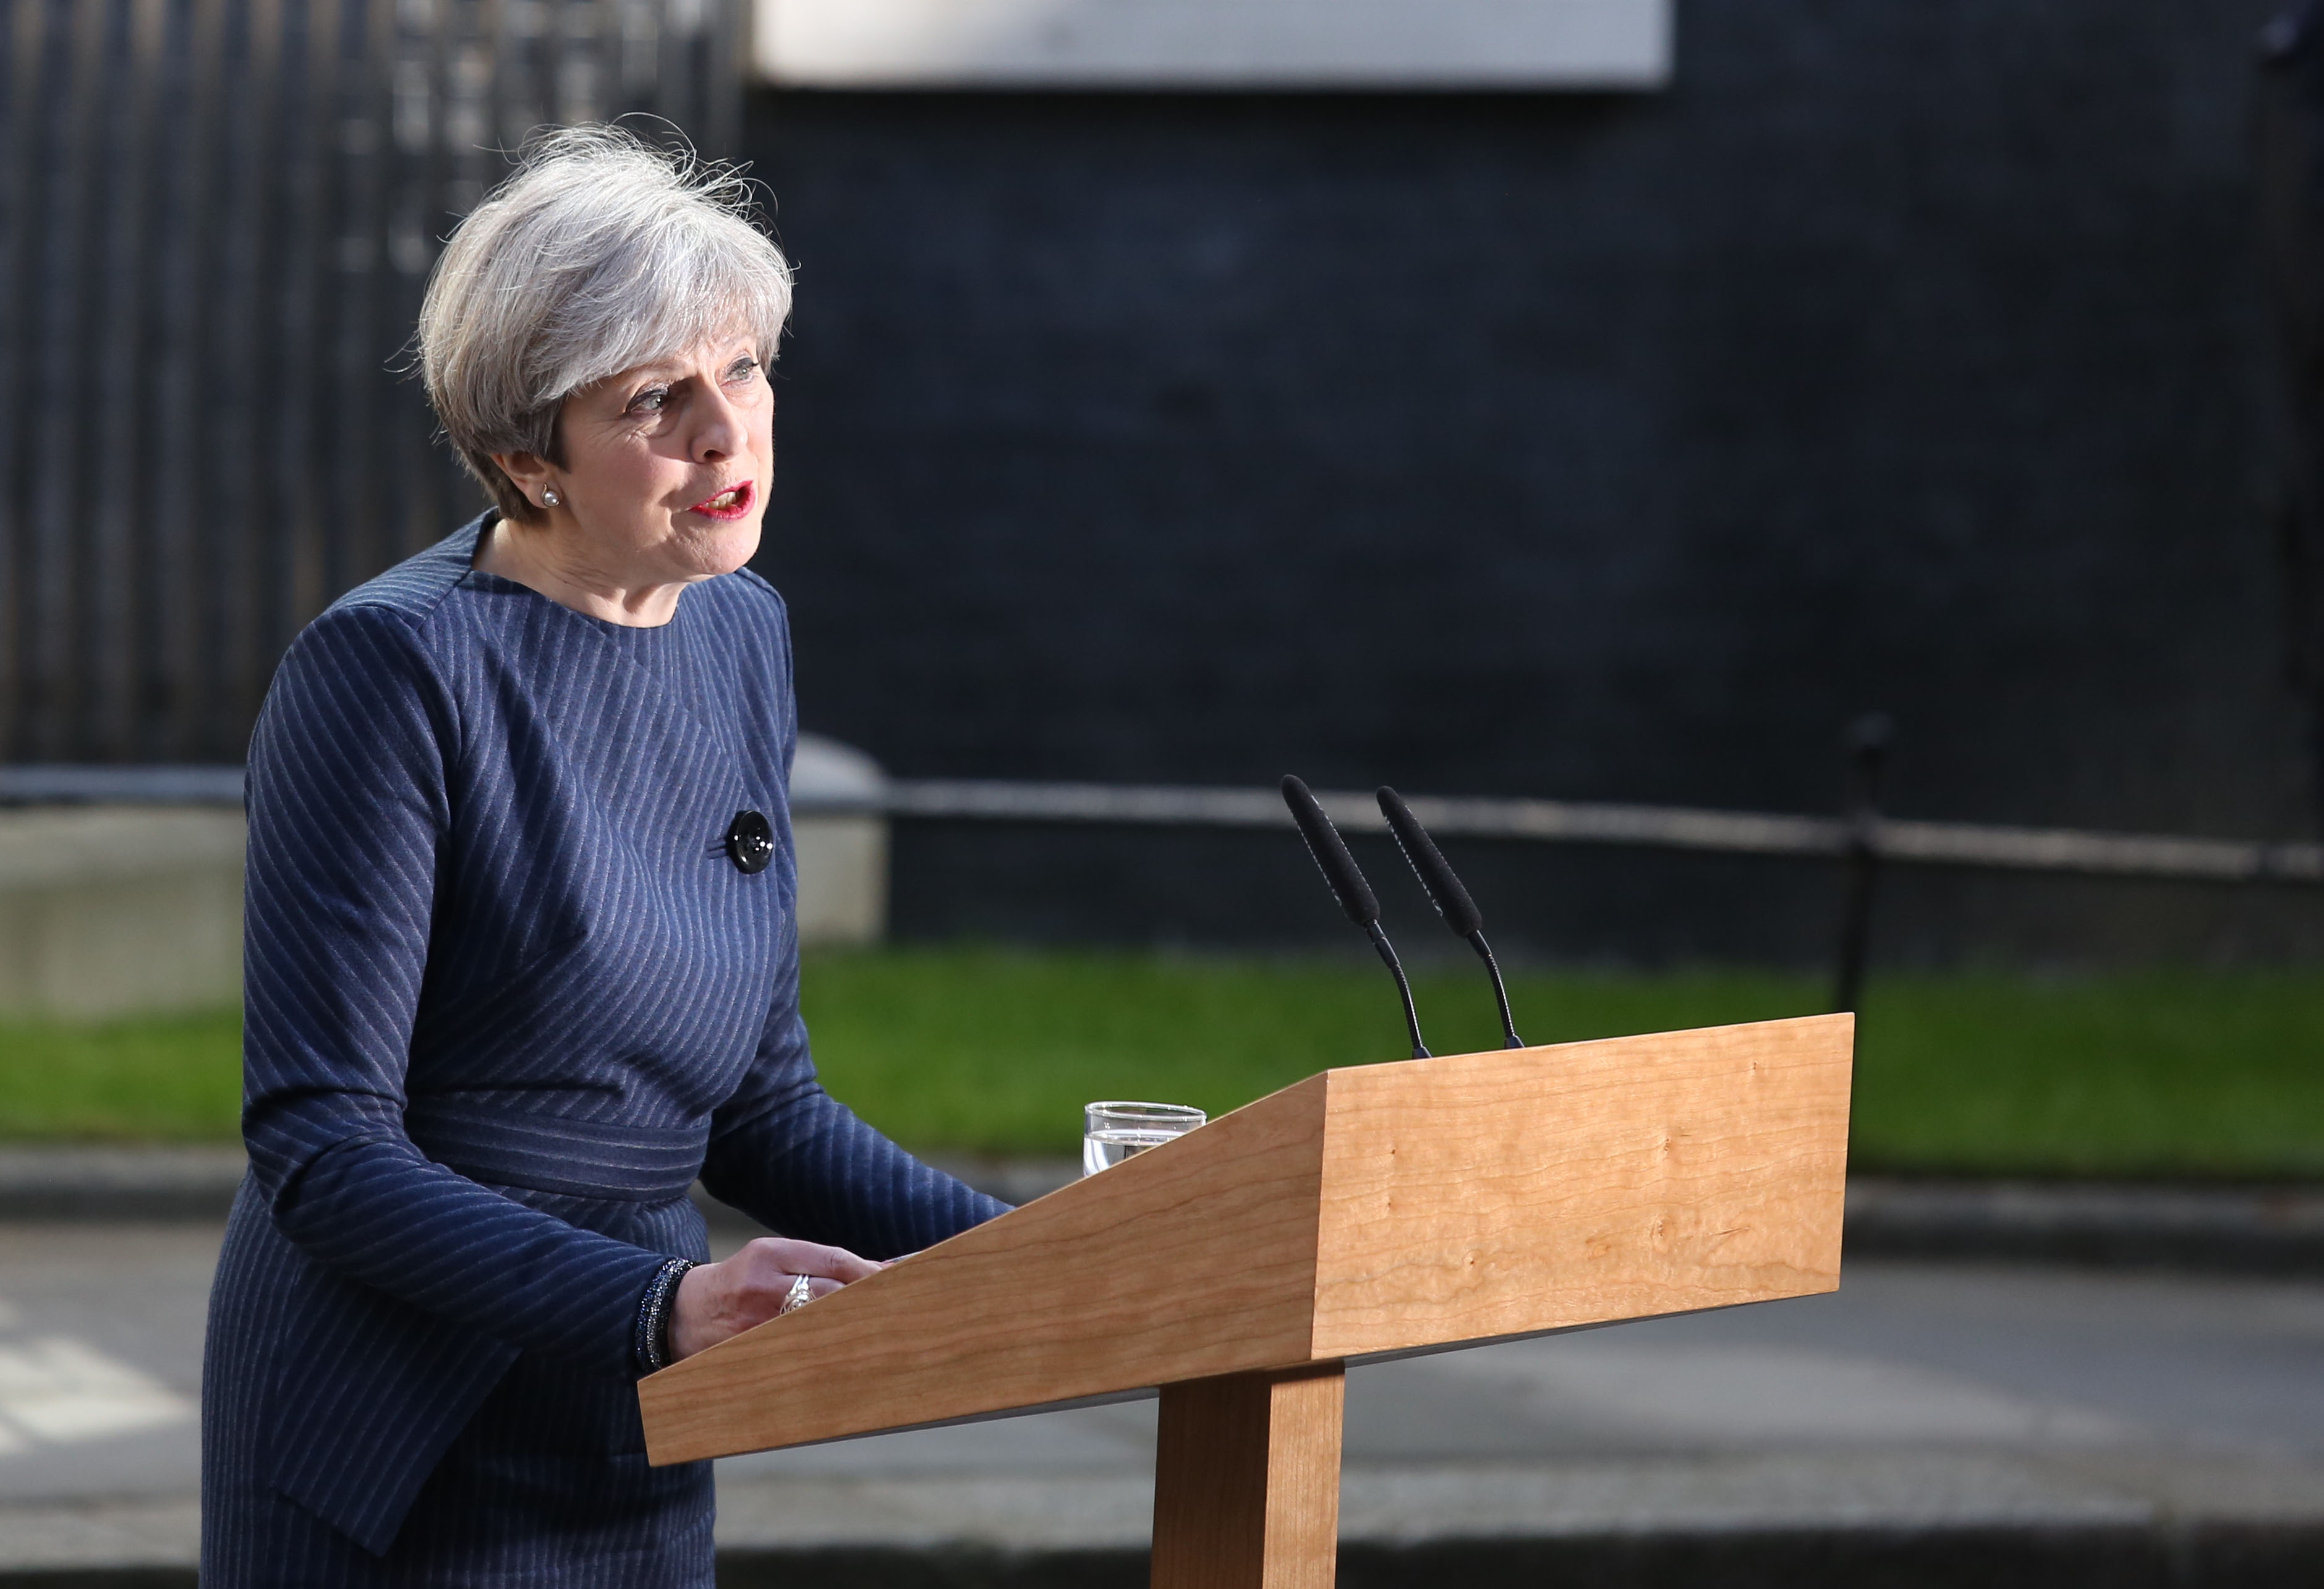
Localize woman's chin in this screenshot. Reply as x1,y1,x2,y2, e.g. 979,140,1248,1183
673,518,763,579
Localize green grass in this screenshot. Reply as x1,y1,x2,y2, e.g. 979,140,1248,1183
6,951,2324,1178
0,1008,244,1142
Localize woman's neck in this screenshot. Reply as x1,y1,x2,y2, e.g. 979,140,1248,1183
474,516,687,628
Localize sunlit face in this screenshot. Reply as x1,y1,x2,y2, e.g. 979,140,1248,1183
507,331,774,591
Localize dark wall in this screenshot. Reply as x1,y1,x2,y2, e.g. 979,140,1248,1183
744,0,2324,963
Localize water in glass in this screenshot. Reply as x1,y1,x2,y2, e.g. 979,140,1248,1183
1082,1101,1205,1177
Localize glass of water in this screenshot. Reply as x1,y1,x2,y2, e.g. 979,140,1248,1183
1083,1101,1206,1177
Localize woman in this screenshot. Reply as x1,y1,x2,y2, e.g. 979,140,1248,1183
200,127,1007,1587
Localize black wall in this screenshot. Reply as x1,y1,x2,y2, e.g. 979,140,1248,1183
744,0,2324,964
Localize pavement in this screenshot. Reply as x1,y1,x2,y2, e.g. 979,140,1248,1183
4,1160,2324,1585
19,1145,2324,1274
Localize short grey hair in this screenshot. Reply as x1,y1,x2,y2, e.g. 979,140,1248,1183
417,124,793,523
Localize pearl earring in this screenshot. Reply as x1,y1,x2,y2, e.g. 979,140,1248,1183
542,487,560,508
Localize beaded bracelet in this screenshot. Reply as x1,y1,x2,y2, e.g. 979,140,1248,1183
634,1256,696,1375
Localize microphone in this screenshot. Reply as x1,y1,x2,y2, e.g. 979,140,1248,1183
1376,786,1524,1049
1279,775,1430,1059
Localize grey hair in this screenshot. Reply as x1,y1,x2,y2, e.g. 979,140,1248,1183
417,124,793,523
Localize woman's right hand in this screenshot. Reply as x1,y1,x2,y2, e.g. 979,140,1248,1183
668,1237,884,1362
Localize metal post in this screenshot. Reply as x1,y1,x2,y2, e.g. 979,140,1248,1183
1831,713,1893,1014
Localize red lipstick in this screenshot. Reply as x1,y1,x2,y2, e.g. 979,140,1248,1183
687,480,756,521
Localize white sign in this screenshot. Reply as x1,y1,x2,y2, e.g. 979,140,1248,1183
751,0,1671,89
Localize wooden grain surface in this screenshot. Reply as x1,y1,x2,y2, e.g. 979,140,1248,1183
1150,1365,1345,1589
641,1073,1331,1465
1309,1013,1853,1358
641,1015,1853,1465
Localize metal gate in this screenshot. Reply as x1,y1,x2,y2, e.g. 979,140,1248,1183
0,0,739,762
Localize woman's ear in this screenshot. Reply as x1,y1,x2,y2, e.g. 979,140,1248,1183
490,450,557,511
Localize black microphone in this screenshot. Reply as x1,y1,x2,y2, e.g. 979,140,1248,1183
1280,775,1430,1059
1376,786,1523,1049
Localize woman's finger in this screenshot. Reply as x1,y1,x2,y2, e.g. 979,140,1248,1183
754,1237,882,1285
815,1250,884,1284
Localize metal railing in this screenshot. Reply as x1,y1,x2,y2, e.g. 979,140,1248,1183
6,760,2314,887
8,755,2312,1009
809,776,2324,887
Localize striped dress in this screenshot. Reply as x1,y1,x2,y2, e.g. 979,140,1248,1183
200,514,1006,1587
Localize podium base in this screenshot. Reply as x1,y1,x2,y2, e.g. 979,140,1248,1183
1151,1363,1345,1589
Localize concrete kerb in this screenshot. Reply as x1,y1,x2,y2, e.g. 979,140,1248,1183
709,1524,2324,1589
6,1523,2324,1589
9,1146,2324,1276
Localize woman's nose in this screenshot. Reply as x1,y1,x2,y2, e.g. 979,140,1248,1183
692,384,748,462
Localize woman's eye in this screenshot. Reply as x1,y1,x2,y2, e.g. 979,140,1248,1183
725,357,759,384
628,386,669,414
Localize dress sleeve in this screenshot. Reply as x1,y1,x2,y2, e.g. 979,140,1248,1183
697,946,1011,1258
242,603,671,1378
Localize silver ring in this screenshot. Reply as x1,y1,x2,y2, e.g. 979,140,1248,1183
779,1272,814,1315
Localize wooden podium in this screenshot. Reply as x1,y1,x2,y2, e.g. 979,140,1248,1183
641,1013,1854,1587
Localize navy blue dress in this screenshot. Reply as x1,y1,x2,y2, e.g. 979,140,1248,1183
200,516,1007,1587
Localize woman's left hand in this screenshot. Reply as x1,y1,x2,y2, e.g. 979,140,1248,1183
668,1237,883,1361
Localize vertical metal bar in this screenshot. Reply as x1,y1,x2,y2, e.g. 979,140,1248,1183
703,0,739,156
495,0,542,149
126,0,175,758
86,0,164,760
24,0,104,759
276,0,341,637
616,0,652,104
192,0,243,758
1831,713,1894,1015
63,0,121,760
152,0,227,759
331,0,389,595
556,0,606,127
203,0,269,753
18,0,64,753
658,0,696,143
0,0,53,759
411,0,480,545
383,0,431,561
243,0,291,733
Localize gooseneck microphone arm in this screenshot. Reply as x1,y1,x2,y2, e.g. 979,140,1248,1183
1377,786,1524,1049
1364,919,1429,1062
1468,932,1523,1050
1280,775,1430,1060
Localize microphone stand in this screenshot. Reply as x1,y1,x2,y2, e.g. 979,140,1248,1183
1280,775,1431,1059
1377,786,1523,1049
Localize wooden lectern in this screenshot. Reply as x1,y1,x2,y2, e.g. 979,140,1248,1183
641,1013,1854,1587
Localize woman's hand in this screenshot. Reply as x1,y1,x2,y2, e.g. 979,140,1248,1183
668,1237,885,1361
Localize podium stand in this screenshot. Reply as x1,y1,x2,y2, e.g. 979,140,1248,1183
641,1013,1854,1587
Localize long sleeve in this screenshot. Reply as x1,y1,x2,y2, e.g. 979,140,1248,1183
699,919,1008,1257
241,603,669,1378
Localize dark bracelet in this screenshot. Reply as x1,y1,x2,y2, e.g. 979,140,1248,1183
635,1256,696,1376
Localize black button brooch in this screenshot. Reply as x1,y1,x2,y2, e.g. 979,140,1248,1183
725,810,774,875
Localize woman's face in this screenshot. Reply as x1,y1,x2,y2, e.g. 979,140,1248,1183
530,331,773,589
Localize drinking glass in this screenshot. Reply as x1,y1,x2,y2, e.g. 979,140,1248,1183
1082,1101,1206,1176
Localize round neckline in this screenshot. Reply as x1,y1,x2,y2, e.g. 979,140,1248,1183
461,516,690,636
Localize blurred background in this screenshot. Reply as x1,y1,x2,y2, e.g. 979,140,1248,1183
6,0,2323,957
4,0,2324,1175
12,4,2324,1584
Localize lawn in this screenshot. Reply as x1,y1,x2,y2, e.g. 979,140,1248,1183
3,950,2324,1179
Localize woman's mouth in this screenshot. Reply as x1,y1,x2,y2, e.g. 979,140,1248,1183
687,480,756,521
